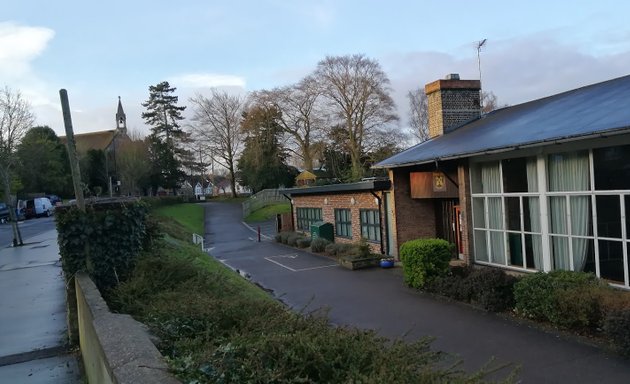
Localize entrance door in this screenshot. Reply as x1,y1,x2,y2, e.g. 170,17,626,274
454,205,463,258
437,199,460,259
383,192,396,256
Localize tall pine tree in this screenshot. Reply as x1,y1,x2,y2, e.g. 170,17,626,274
238,105,297,193
141,81,189,194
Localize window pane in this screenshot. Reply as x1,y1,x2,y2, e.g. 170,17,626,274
502,157,528,192
525,197,540,233
489,232,505,264
597,195,621,238
549,196,568,234
593,144,630,190
508,233,523,267
599,240,624,283
547,150,590,192
487,197,503,230
473,197,485,228
572,237,591,272
506,197,521,231
525,234,543,271
551,236,570,270
570,196,591,237
474,230,488,262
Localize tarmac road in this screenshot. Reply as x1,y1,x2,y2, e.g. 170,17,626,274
203,201,630,384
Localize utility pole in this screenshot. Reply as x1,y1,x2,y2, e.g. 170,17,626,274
59,89,86,212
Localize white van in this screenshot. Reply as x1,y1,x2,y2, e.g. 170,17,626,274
25,197,54,219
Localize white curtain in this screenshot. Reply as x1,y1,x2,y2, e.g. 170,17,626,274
526,158,543,270
481,162,505,264
548,152,590,271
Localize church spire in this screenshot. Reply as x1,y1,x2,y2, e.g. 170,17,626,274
116,96,127,134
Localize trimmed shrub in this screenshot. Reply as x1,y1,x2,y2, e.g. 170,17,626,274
603,308,630,356
287,233,303,247
296,237,312,248
425,274,469,302
277,231,292,244
399,239,453,289
464,268,517,312
514,270,604,330
325,243,356,257
274,233,282,243
310,237,330,252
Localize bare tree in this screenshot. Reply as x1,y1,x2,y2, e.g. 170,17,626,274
251,76,325,172
407,87,429,143
313,54,398,180
0,86,34,246
189,90,246,198
482,91,507,113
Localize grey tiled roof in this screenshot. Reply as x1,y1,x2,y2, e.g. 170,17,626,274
375,74,630,168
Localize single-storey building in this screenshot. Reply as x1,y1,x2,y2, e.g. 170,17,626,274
285,179,392,254
375,73,630,288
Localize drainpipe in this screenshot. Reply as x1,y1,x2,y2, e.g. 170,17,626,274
282,193,294,231
370,191,385,255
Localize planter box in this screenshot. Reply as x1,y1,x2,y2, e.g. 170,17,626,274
339,257,381,270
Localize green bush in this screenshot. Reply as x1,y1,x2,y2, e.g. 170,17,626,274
287,233,303,246
464,268,517,312
514,270,604,330
277,231,292,244
425,274,469,302
296,237,312,248
310,237,330,252
325,242,356,257
603,308,630,356
399,239,453,289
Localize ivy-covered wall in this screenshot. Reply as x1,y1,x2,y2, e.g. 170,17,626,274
56,199,149,292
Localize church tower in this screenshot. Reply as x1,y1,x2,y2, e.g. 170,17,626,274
116,96,127,134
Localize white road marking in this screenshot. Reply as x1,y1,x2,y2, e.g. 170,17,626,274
241,222,273,240
265,254,338,272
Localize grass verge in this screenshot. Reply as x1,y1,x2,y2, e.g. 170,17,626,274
244,203,290,222
153,203,204,234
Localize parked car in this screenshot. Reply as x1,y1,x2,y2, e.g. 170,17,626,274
45,194,62,206
0,202,9,223
25,197,54,219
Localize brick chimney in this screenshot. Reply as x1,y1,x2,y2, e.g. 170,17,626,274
425,74,481,139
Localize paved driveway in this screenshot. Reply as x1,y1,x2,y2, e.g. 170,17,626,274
203,201,630,383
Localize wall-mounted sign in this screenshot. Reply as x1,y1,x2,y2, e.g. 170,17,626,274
410,171,458,198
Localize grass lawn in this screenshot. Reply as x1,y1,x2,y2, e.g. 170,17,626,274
245,203,290,222
153,203,204,235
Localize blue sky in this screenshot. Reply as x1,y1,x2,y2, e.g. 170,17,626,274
3,0,630,136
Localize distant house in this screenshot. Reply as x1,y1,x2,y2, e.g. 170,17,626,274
374,73,630,288
295,169,333,187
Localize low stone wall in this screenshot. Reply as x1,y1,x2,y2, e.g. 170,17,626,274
75,272,179,384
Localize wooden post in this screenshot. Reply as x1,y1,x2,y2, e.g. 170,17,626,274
59,89,85,212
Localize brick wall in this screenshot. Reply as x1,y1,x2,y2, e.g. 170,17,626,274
291,191,385,254
425,78,481,138
389,168,436,257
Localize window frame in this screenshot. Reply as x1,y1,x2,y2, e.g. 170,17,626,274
334,208,352,239
360,209,381,243
296,207,322,231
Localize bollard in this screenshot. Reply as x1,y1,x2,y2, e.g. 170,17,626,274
258,226,261,242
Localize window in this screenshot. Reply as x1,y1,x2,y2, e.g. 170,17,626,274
296,207,322,231
334,209,352,238
470,146,630,288
360,209,381,243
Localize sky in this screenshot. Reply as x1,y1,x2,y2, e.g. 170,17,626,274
3,0,630,137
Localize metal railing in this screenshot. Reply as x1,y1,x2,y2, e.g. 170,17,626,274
242,189,289,218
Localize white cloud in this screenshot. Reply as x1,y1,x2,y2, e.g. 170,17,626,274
170,73,246,89
0,22,54,78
